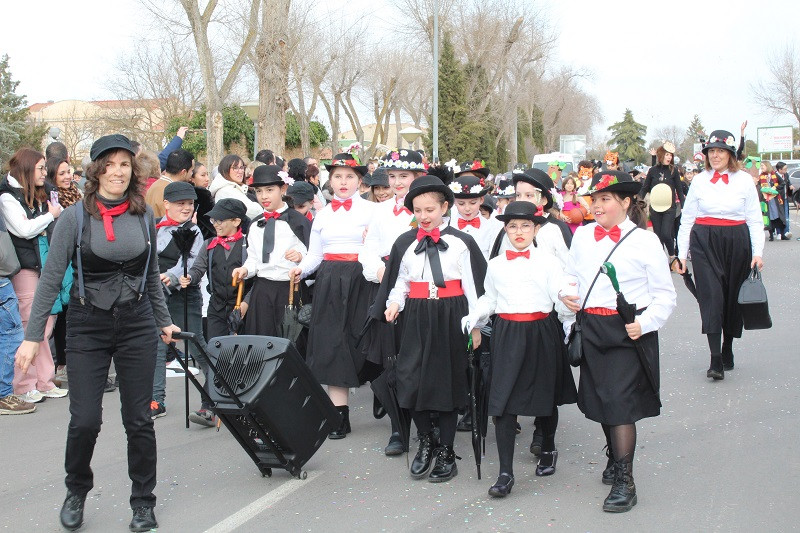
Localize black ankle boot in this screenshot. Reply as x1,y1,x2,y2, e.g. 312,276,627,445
602,446,615,485
722,345,734,371
410,432,436,479
530,427,543,456
129,506,158,532
384,432,404,456
603,460,637,512
535,450,558,476
329,405,351,439
707,354,724,380
488,473,515,497
428,445,458,482
60,492,86,531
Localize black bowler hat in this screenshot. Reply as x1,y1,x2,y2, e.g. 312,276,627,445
450,174,492,199
364,167,390,188
584,170,642,196
286,181,315,205
163,181,197,202
455,159,491,178
495,178,516,199
480,194,497,214
703,130,737,156
512,168,554,210
403,175,455,211
90,134,135,161
206,198,247,222
496,200,547,224
251,165,287,188
325,153,368,177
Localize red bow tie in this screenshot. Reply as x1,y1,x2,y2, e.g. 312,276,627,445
331,198,353,212
155,215,181,229
305,211,313,221
393,205,411,216
458,217,481,229
711,171,729,184
207,228,243,250
263,211,281,220
506,250,530,260
594,224,621,242
416,227,441,243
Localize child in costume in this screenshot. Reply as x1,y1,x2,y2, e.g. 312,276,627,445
448,161,503,261
231,165,309,337
286,180,316,222
179,198,249,426
494,176,516,215
373,175,487,483
151,181,205,420
561,170,676,512
462,201,573,498
289,154,376,439
359,149,426,455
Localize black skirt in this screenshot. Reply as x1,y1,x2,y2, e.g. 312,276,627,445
489,316,566,417
396,295,469,412
361,281,399,366
550,312,578,406
578,313,660,425
306,260,371,388
689,224,752,338
242,278,290,337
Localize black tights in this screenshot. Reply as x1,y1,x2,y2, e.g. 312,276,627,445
497,413,557,476
602,423,636,462
412,410,457,447
533,406,558,451
706,333,734,355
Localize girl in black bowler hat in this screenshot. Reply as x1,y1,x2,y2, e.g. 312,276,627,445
462,201,573,497
180,197,250,427
675,130,765,379
560,170,676,513
15,134,180,532
288,154,376,439
371,175,487,483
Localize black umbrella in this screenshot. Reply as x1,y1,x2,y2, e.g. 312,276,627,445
227,280,245,335
279,279,304,343
600,262,661,407
466,332,482,479
369,356,410,453
675,259,698,300
172,225,199,429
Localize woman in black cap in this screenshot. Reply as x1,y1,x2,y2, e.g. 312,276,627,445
561,170,676,513
676,130,764,379
15,134,179,531
289,154,376,439
364,167,393,203
371,175,487,483
639,142,684,259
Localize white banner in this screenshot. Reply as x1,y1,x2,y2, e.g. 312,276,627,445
757,126,793,153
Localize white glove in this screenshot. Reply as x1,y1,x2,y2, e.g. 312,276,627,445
461,314,478,334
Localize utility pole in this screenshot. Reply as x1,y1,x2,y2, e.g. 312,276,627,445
432,0,439,164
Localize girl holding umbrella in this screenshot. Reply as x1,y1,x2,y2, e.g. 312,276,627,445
676,130,764,378
561,170,676,512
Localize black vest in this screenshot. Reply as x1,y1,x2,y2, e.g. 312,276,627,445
0,179,54,271
207,238,245,310
157,221,195,273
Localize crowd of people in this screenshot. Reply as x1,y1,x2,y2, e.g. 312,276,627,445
0,123,779,530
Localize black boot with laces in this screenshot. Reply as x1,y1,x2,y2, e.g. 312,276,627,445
129,506,158,532
428,445,458,482
410,432,436,479
60,492,86,531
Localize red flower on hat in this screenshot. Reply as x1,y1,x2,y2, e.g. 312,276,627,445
595,174,618,191
470,159,484,171
333,159,358,168
391,151,400,161
479,178,485,186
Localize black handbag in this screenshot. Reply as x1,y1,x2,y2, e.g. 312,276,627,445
737,267,772,330
566,228,638,367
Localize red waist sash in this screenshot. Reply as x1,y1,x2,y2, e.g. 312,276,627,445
695,217,745,226
408,280,464,299
498,312,549,322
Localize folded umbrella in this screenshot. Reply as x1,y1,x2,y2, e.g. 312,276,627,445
279,279,304,343
369,356,410,453
227,280,245,335
676,259,697,300
466,331,482,480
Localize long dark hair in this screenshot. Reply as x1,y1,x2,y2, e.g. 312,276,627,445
619,193,648,229
218,154,244,181
83,149,146,219
46,157,68,187
8,148,47,208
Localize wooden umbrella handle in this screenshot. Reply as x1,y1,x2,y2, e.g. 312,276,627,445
288,278,295,306
234,281,244,310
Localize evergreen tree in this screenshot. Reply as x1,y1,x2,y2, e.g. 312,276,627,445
0,55,37,165
678,114,705,159
607,109,647,163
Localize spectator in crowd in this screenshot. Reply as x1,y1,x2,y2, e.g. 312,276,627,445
158,126,188,171
209,154,262,219
255,149,275,165
46,141,69,163
191,161,215,240
145,149,194,218
136,150,162,190
775,162,793,238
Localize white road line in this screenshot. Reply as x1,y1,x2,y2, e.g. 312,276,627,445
203,471,321,533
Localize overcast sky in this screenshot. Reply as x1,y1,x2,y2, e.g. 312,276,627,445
2,0,798,145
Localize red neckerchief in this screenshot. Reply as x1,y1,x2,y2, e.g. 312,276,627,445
305,211,313,221
95,200,130,241
155,214,182,229
207,228,243,251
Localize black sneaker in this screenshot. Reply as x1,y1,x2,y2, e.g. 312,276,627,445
60,492,85,531
129,506,158,532
150,401,166,419
189,409,216,427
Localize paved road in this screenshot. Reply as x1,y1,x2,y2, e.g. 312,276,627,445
2,232,798,532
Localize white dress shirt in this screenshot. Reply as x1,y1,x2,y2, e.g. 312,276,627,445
386,225,481,319
359,196,415,283
467,245,573,326
242,204,307,281
449,211,503,261
676,169,764,260
495,215,569,268
298,193,376,278
563,218,676,336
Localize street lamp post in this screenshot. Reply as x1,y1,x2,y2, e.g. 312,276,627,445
432,0,439,163
400,127,423,150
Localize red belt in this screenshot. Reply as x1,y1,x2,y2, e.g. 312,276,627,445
584,307,618,316
695,217,745,226
323,253,359,262
408,280,464,299
498,312,549,322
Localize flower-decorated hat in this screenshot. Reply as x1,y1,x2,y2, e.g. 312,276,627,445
512,168,554,210
455,159,490,178
495,177,516,199
380,149,426,172
403,174,455,211
496,200,547,224
702,130,737,156
584,170,642,196
449,174,492,199
325,153,368,177
251,165,293,188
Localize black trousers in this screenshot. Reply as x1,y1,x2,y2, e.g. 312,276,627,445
649,207,676,256
64,297,158,509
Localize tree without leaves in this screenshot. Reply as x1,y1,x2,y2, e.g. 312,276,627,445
752,45,800,129
608,109,647,164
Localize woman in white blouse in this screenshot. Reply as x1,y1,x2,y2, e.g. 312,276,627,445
676,130,764,380
209,154,263,219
